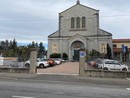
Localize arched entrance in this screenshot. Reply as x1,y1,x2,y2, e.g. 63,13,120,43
71,41,85,61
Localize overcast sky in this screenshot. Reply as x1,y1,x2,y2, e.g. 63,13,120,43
0,0,130,45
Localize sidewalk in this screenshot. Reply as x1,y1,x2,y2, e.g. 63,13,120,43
0,73,38,79
0,72,130,86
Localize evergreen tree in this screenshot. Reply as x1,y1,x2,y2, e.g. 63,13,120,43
31,41,35,48
9,40,13,49
12,38,17,49
38,42,45,58
5,40,9,49
1,41,5,49
0,45,2,54
107,43,112,59
35,42,38,49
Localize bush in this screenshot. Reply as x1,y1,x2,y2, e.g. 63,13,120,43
62,53,68,60
89,49,101,59
50,53,61,58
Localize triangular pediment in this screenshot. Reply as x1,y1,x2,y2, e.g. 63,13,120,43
99,29,112,36
48,30,59,38
60,3,99,15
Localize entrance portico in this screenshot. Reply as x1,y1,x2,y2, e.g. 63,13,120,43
69,39,86,60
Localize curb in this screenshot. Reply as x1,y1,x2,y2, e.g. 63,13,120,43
37,73,78,76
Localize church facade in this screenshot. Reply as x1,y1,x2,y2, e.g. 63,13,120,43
48,1,113,60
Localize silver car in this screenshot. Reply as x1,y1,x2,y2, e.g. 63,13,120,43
97,59,129,71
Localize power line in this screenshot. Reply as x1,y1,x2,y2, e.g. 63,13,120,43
100,14,130,18
0,19,58,21
0,14,130,21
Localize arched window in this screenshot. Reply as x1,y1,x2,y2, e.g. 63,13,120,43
76,17,80,28
71,17,75,28
82,17,86,28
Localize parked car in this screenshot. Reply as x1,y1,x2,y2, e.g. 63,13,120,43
97,59,129,71
56,58,66,63
87,58,101,68
51,58,62,65
43,58,56,67
25,58,49,68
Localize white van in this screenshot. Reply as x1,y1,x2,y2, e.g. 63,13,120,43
97,59,129,71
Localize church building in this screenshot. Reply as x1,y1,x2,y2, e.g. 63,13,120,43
48,0,113,60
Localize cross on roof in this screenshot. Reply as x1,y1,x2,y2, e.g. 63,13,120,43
77,0,80,4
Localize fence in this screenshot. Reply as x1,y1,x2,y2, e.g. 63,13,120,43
80,58,130,78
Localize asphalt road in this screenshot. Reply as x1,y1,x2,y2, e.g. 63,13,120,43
0,76,130,98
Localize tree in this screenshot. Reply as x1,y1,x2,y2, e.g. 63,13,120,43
88,49,101,59
5,40,9,50
1,41,5,49
62,53,68,60
89,49,100,57
0,46,3,55
106,43,112,59
50,53,61,58
35,42,38,49
31,41,35,48
12,38,17,49
38,42,45,58
9,40,13,49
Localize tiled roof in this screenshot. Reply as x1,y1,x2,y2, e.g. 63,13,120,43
113,39,130,43
113,48,130,53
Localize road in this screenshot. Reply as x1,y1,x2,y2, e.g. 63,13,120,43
0,77,130,98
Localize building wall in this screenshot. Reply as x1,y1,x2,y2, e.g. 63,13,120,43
59,4,99,37
48,38,69,58
98,36,113,55
114,43,130,48
113,39,130,61
48,3,113,60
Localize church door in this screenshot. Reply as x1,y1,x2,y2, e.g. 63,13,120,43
74,50,79,61
71,41,85,61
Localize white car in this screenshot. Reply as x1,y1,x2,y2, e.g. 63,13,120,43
25,59,49,68
97,59,129,71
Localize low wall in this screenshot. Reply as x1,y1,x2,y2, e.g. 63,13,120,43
0,68,29,73
84,69,130,78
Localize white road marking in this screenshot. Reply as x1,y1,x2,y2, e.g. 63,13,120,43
12,96,34,98
126,88,130,91
37,72,78,76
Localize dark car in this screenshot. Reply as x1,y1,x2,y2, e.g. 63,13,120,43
87,58,102,68
43,58,56,67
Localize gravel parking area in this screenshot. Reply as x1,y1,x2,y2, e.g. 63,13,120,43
37,62,79,75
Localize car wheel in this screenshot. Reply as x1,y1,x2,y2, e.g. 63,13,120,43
100,66,102,69
49,63,54,67
39,64,44,68
25,63,30,68
103,67,108,70
122,68,127,71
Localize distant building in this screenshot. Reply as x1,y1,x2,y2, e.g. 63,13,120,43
113,39,130,62
48,0,113,60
